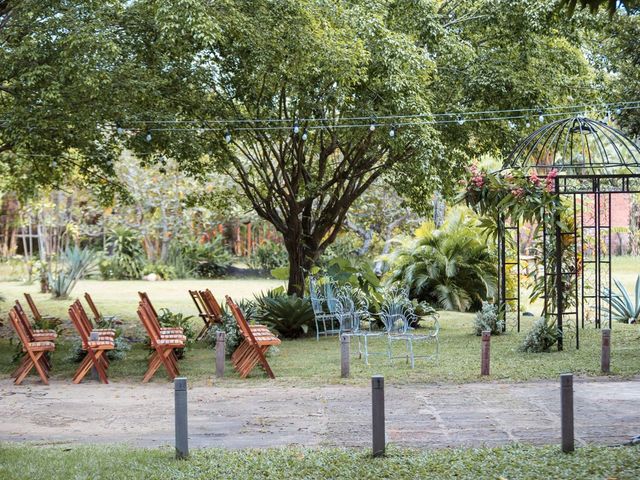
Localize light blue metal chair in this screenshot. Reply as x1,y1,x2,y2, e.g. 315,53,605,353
380,296,439,368
310,276,341,341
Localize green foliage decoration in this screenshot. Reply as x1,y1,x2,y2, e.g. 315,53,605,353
519,317,560,353
473,302,505,336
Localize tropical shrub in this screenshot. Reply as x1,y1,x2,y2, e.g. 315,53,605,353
142,262,176,280
603,276,640,324
206,309,242,355
48,246,97,298
314,257,383,310
473,301,504,336
519,317,560,353
102,227,145,280
386,211,497,312
156,308,195,359
247,240,288,273
254,287,314,338
173,237,232,278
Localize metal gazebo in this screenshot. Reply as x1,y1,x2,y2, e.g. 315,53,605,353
496,116,640,350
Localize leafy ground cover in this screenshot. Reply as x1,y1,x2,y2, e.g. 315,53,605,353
0,443,637,480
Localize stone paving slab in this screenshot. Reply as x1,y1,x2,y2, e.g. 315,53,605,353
0,377,638,449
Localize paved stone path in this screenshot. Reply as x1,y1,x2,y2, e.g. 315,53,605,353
0,377,638,449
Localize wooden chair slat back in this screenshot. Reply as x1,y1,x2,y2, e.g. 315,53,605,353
203,290,224,319
139,301,162,340
74,300,95,335
9,308,31,346
14,301,35,342
189,290,206,315
84,293,101,322
137,292,158,319
69,302,91,344
225,296,257,345
23,293,42,321
137,304,159,346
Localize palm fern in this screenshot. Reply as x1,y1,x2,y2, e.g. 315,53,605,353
387,212,497,312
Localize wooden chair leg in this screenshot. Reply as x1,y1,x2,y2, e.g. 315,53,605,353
143,351,164,383
91,351,109,384
14,357,35,385
160,349,179,380
31,351,50,385
73,357,94,384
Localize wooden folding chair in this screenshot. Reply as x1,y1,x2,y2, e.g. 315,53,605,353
11,301,57,378
137,301,185,382
138,292,184,335
189,290,214,340
8,307,55,385
225,296,280,379
23,293,56,323
69,302,114,384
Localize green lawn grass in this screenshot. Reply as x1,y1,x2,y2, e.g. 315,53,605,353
0,278,285,324
0,443,637,480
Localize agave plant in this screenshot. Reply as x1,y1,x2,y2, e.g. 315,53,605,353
386,210,497,312
48,246,97,299
603,276,640,324
254,288,315,338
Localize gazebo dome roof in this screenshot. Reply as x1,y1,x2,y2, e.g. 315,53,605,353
503,116,640,176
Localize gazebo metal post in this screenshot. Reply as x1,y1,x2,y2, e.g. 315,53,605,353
555,177,564,351
497,214,507,332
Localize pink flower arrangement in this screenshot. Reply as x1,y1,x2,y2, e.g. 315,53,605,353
545,169,558,192
529,169,541,187
511,187,525,198
468,164,485,188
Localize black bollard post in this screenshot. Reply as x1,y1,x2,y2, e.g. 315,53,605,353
372,375,385,457
601,329,611,374
560,373,574,453
481,331,491,376
341,334,350,378
175,377,189,459
216,331,226,378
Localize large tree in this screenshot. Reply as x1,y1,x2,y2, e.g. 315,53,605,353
0,0,608,295
0,0,132,198
122,0,600,295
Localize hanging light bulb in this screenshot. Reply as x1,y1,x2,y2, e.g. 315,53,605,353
224,130,232,143
389,125,396,138
457,115,465,125
145,132,152,142
301,129,308,141
538,110,544,123
116,123,124,135
508,120,516,130
615,106,622,115
293,121,300,134
369,123,376,131
525,117,531,128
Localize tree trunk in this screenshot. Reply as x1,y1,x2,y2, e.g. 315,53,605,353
284,229,316,297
